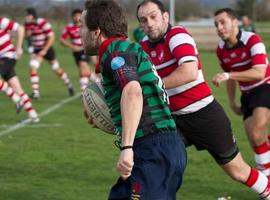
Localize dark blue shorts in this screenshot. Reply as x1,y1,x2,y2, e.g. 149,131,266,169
108,132,187,200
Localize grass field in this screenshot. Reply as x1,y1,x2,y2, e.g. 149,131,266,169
0,29,269,200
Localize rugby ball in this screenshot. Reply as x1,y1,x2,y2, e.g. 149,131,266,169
82,82,117,134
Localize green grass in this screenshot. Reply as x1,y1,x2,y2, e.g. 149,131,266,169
0,29,269,200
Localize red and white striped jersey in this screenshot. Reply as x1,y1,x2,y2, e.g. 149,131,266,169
60,23,82,48
140,26,213,114
216,31,270,92
0,17,18,59
25,18,53,49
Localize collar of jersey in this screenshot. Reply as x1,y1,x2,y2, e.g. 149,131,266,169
147,24,172,47
96,36,126,73
225,30,243,49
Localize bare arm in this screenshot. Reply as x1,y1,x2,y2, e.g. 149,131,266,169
226,79,242,115
117,81,143,180
162,61,198,89
213,66,266,87
43,34,55,52
14,25,25,58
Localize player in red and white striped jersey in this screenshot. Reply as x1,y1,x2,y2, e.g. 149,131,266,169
60,9,99,92
138,1,270,199
0,16,39,122
213,8,270,185
25,8,74,99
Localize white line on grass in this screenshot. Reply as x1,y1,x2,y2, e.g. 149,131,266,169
0,93,80,137
0,123,63,129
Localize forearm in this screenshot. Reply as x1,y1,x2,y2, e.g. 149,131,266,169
228,66,266,82
162,61,198,89
43,34,55,51
15,26,25,49
226,79,237,106
60,38,73,49
120,81,143,146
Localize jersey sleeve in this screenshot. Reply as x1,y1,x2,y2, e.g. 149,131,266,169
0,17,19,32
104,52,139,91
61,26,69,40
167,27,198,66
40,19,53,36
246,34,268,67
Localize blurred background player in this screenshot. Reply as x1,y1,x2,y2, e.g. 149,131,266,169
239,15,256,33
133,26,146,42
213,8,270,182
137,1,270,199
60,9,99,92
25,8,74,99
0,16,39,122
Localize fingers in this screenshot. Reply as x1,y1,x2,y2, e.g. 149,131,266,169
117,150,134,179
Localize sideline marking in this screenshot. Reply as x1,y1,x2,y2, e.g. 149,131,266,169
0,123,63,129
0,93,80,137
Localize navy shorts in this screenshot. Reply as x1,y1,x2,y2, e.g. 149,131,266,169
0,58,16,81
73,50,89,65
108,132,187,200
241,84,270,120
173,100,239,165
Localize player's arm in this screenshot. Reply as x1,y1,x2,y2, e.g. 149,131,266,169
226,79,242,115
162,30,198,89
162,61,198,89
118,81,143,179
43,33,55,53
13,24,25,58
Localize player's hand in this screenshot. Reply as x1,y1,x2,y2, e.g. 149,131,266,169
72,46,82,52
230,104,242,116
38,49,47,57
83,109,97,128
15,47,23,59
212,73,229,87
117,148,134,180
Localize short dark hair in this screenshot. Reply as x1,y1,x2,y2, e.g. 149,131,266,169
84,0,127,38
214,8,238,19
26,7,37,19
72,9,82,17
136,0,166,19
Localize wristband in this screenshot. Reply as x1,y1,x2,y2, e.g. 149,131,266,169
223,72,230,80
120,145,133,151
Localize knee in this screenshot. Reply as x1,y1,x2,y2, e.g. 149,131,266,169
51,61,60,71
29,59,40,70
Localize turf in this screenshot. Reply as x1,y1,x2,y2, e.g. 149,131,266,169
0,30,269,200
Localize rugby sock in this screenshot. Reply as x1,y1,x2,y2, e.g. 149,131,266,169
80,76,89,91
20,92,38,120
59,71,72,88
0,79,20,103
245,168,270,199
31,73,39,95
254,143,270,178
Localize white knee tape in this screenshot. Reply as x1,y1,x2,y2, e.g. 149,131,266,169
51,62,60,70
29,60,40,69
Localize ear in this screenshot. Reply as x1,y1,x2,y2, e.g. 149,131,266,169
163,12,169,24
94,28,101,39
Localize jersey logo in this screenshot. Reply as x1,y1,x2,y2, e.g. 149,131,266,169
111,56,125,70
230,52,237,58
151,51,157,57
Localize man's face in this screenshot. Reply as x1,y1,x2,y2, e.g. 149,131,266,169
73,13,81,26
25,15,34,23
214,12,238,41
137,2,169,42
242,16,249,27
80,10,99,56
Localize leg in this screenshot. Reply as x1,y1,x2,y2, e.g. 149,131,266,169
48,59,74,96
8,76,39,122
222,153,270,199
0,78,22,112
78,61,91,91
244,107,270,178
29,54,43,99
